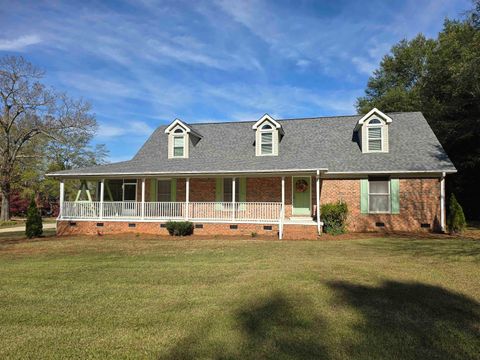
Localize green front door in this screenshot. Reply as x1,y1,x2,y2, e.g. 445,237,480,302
292,176,311,216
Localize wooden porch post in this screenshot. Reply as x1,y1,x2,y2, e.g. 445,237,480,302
141,178,146,220
99,179,104,220
185,177,190,220
232,177,236,221
281,176,285,213
59,180,65,219
316,170,321,235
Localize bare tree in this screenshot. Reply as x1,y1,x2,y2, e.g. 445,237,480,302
0,55,97,220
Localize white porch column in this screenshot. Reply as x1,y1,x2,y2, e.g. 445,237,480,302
440,172,446,232
316,170,321,235
232,177,236,221
185,177,190,220
281,176,285,216
141,178,146,220
59,180,65,219
99,179,104,220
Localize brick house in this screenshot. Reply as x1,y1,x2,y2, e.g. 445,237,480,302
48,108,456,239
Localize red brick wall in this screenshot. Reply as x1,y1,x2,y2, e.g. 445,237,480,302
57,220,278,237
320,178,441,232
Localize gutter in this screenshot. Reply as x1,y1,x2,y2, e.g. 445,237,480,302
46,168,330,179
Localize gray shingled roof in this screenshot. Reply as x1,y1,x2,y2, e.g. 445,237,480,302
48,112,456,177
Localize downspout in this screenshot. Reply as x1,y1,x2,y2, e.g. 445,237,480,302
316,169,321,235
440,171,446,232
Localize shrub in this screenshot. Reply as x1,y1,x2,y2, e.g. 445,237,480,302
321,201,348,235
447,194,466,234
165,221,194,236
25,198,43,238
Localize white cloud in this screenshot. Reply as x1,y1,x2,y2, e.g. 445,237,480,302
98,121,154,139
352,57,378,75
0,34,42,51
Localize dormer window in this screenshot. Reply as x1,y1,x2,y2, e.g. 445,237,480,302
173,134,185,157
165,118,203,159
366,118,383,152
260,124,274,155
252,114,284,157
355,108,392,153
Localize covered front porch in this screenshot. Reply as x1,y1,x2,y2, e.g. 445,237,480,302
57,173,323,239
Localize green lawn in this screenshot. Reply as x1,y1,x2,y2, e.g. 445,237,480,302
0,234,479,359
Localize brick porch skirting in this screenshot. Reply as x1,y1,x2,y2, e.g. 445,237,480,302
56,220,324,240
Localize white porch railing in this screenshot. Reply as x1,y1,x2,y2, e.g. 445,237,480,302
61,201,282,223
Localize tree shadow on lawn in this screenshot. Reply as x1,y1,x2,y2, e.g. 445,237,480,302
160,291,330,360
161,281,480,360
328,280,480,360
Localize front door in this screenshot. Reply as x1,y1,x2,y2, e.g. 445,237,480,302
292,176,311,216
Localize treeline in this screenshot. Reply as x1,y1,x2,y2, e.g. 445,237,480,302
357,1,480,220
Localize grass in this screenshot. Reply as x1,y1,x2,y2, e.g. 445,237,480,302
0,217,56,229
0,234,479,359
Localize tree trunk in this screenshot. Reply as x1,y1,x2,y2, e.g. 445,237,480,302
0,184,10,221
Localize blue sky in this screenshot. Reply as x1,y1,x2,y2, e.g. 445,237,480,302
0,0,471,162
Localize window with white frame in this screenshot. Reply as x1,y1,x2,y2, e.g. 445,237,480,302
123,179,137,201
259,123,274,155
366,118,383,152
173,135,185,157
368,179,390,213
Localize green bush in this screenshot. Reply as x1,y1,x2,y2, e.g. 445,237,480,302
447,194,466,234
25,198,43,238
165,221,194,236
321,201,348,235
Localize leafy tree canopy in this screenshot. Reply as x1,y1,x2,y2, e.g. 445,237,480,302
356,1,480,219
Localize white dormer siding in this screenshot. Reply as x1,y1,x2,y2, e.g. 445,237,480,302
165,119,202,159
252,114,283,156
355,108,392,153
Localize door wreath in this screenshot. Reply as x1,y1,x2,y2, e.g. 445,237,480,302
295,179,308,192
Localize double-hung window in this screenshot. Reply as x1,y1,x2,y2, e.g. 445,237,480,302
173,136,185,157
261,132,273,155
368,179,390,213
259,123,274,155
367,118,383,152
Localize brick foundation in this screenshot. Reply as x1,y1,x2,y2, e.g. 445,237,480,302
57,220,280,238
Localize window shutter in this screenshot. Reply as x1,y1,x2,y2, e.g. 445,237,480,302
360,179,369,214
390,179,400,214
215,178,223,210
170,179,177,202
239,177,247,210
